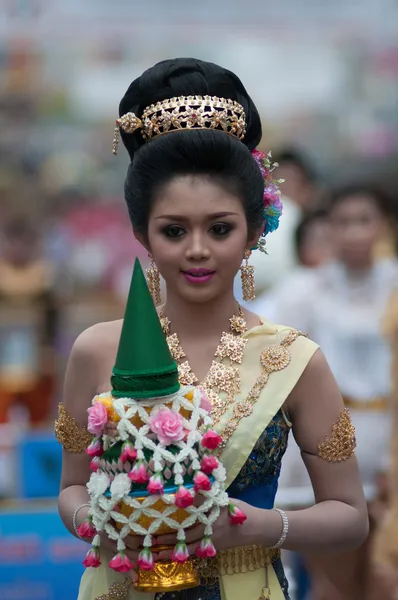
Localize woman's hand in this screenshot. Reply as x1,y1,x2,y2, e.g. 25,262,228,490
153,499,262,560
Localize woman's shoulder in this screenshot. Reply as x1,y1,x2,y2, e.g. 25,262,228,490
247,314,319,363
67,320,123,378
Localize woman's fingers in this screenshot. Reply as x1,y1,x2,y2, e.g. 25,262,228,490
155,524,205,548
124,533,145,550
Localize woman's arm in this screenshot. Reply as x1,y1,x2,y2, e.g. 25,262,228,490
57,326,101,538
249,349,369,553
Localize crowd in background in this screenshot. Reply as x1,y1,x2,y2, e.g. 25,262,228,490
2,2,398,599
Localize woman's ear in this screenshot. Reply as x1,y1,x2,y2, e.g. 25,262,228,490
247,226,264,252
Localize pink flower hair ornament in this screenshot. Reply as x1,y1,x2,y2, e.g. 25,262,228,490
251,149,284,252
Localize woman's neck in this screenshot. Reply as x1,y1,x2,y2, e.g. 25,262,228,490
162,289,240,337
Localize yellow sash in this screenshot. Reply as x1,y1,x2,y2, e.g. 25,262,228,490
78,319,319,600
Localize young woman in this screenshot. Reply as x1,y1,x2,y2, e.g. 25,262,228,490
270,185,398,599
56,59,368,600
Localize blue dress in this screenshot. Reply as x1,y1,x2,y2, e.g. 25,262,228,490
155,409,291,600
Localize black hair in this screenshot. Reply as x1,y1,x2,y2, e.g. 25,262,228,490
294,209,328,257
272,147,316,182
119,58,265,237
327,184,393,218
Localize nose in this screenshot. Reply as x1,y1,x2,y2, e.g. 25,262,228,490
185,231,210,261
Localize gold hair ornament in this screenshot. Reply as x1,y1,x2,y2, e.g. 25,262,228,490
112,95,246,154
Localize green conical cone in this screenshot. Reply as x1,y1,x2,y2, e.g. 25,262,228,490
111,258,179,398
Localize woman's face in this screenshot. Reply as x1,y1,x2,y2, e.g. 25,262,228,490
329,194,384,269
144,175,257,304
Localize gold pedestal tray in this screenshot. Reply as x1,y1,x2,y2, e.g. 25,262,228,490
135,557,200,593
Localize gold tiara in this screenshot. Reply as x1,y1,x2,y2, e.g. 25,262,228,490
112,95,246,155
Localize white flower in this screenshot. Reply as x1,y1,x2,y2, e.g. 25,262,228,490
110,473,131,499
87,472,110,497
212,464,227,482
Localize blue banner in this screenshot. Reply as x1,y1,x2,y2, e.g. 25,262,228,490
0,507,86,600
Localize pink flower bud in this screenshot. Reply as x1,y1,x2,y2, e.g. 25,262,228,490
199,390,213,413
171,541,190,564
77,517,96,540
228,503,247,525
90,457,101,472
86,438,104,458
83,547,101,568
120,441,137,463
137,547,154,571
109,551,134,573
200,455,219,475
175,486,194,508
147,472,164,495
201,430,222,450
128,460,149,484
194,471,212,492
195,537,216,558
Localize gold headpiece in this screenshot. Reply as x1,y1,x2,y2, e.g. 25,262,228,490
112,95,246,155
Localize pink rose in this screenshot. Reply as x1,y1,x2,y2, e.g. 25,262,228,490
175,486,194,508
90,457,101,472
171,542,189,564
196,537,216,558
83,547,101,568
194,471,212,492
86,438,104,458
228,503,247,525
120,441,137,463
77,517,96,540
87,402,108,436
200,455,219,475
199,390,213,413
128,460,149,484
109,551,134,573
201,430,222,450
147,472,164,495
137,548,154,571
149,408,185,446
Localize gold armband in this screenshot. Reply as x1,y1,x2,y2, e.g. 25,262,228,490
317,408,356,462
54,403,93,453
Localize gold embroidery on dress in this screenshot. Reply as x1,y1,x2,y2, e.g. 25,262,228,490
54,403,93,453
192,546,280,587
96,579,131,600
317,408,356,462
213,329,305,454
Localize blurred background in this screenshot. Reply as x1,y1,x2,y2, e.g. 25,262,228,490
1,1,398,599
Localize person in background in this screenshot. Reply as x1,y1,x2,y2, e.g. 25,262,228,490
273,148,318,213
271,184,398,600
250,210,334,322
0,216,58,425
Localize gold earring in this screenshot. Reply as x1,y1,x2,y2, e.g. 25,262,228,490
146,255,162,306
240,249,255,301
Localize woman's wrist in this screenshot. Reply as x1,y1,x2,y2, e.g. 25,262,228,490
72,503,91,538
244,506,285,548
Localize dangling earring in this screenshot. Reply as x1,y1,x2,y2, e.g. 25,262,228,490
240,249,255,301
146,254,162,306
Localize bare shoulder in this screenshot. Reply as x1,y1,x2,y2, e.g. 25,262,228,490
72,319,123,357
287,348,343,420
63,319,123,422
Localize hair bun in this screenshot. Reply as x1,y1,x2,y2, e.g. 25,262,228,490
118,58,262,160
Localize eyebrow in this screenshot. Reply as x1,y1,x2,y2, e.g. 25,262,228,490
154,212,239,220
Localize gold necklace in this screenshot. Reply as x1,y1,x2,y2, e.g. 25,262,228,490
159,306,248,421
